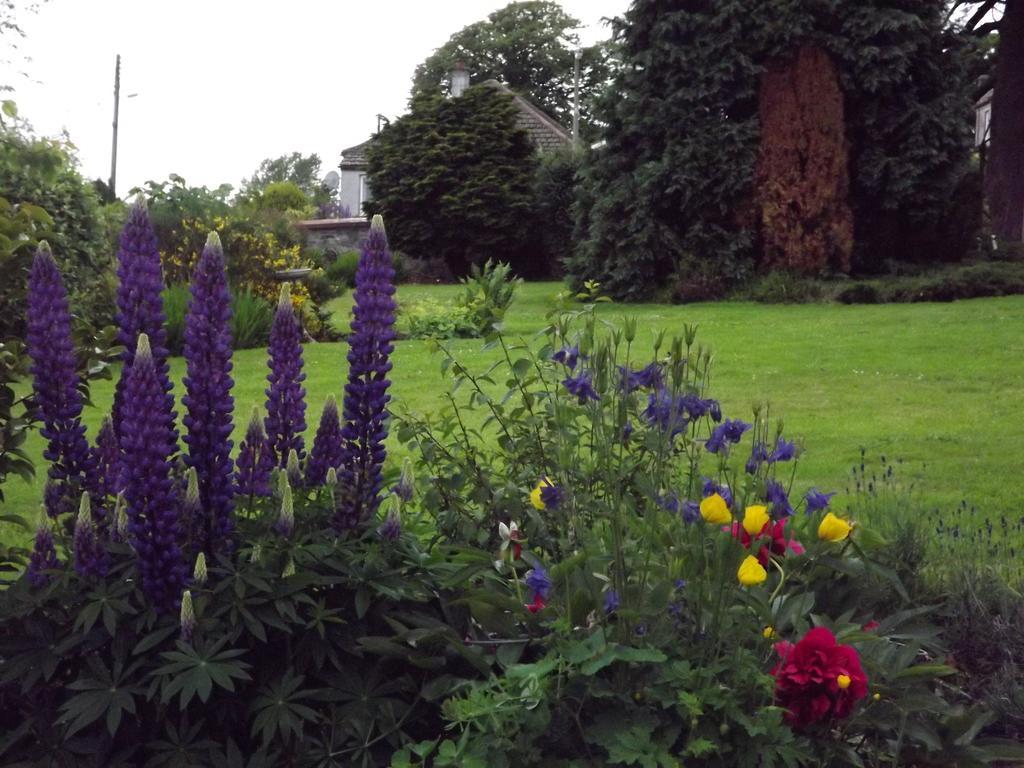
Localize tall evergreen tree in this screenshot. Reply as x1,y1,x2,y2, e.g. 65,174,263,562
366,85,538,276
570,0,976,300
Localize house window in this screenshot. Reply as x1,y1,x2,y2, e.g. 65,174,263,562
358,174,372,212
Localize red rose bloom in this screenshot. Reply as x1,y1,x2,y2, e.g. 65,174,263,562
771,627,868,729
726,519,804,566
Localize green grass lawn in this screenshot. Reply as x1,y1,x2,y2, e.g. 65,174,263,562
5,283,1024,558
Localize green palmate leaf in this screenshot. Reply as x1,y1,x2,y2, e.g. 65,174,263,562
154,640,252,707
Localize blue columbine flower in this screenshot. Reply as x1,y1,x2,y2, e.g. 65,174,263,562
540,481,563,510
706,418,751,454
746,441,770,474
551,344,579,371
702,478,734,509
804,488,836,514
524,565,552,602
619,362,663,392
658,492,701,524
563,371,600,404
766,478,794,518
603,590,620,615
769,437,797,463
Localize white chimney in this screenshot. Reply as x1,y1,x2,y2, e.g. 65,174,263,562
450,60,469,97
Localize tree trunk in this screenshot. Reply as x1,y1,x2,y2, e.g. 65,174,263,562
754,46,854,274
986,0,1024,241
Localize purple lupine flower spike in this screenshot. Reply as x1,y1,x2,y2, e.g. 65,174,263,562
27,509,60,587
285,449,302,490
73,493,109,579
305,395,344,486
88,416,121,526
236,406,274,498
264,284,307,467
182,232,236,555
273,481,294,538
113,197,176,447
335,215,397,531
26,243,93,513
121,333,186,613
378,503,402,542
180,590,196,642
180,468,202,556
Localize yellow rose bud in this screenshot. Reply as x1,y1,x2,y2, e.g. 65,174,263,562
700,493,732,524
837,674,851,690
762,625,777,640
743,505,770,537
818,512,853,542
737,555,768,586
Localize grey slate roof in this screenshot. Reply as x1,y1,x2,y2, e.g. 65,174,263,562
338,82,571,171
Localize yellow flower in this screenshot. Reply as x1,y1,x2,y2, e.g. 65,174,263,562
530,477,553,510
737,555,767,586
742,505,770,536
836,674,852,690
872,692,881,701
762,625,777,640
818,512,853,542
700,493,731,524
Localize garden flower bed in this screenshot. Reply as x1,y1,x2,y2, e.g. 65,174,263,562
0,202,1021,766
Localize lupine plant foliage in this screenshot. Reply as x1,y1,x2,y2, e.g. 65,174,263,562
0,214,1020,766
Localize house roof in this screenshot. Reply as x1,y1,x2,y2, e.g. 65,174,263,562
478,79,572,153
339,139,373,169
338,82,571,171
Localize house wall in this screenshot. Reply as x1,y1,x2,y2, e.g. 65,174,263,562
339,168,372,216
976,101,992,147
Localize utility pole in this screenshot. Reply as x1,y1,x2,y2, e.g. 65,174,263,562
109,54,121,199
572,47,581,148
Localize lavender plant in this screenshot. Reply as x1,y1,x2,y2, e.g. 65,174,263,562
182,232,235,554
264,283,306,466
336,215,396,530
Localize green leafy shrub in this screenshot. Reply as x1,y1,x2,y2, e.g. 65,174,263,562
835,282,883,305
457,259,521,334
303,267,346,304
260,180,310,213
744,271,830,304
163,286,275,354
397,299,477,340
326,250,361,288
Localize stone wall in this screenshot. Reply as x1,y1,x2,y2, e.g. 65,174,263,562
295,218,371,257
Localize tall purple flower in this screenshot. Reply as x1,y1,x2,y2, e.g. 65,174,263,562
88,417,121,525
235,407,274,498
264,284,307,467
26,243,93,511
335,215,397,531
113,197,175,445
306,395,344,486
182,233,235,554
73,493,109,580
27,513,59,588
121,334,186,613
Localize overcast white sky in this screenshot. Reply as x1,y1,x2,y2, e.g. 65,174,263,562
3,0,627,196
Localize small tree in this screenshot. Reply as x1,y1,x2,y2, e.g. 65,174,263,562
366,85,538,276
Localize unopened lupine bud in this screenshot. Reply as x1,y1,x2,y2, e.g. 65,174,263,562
73,492,108,579
282,555,296,578
193,552,208,586
306,395,343,486
325,466,338,486
274,481,294,538
378,502,402,542
113,492,129,543
393,458,414,503
180,590,196,641
249,543,263,564
27,507,59,588
286,448,302,489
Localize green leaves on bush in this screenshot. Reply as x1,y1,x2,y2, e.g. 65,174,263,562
163,285,275,354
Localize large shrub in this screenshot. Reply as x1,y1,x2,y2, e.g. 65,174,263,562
366,85,539,277
569,0,977,300
0,127,111,333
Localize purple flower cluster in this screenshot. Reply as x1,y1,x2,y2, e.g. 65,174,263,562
27,517,59,588
113,199,175,451
705,418,752,454
378,507,402,541
563,370,600,404
73,493,109,580
769,437,797,463
264,284,307,467
658,491,701,524
746,441,771,474
804,488,836,513
26,244,93,511
121,334,186,612
306,395,344,486
603,590,620,615
702,478,735,509
644,388,720,438
336,215,397,530
766,478,794,518
551,344,579,370
235,407,275,498
182,233,236,554
619,362,663,393
89,418,121,519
